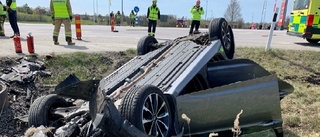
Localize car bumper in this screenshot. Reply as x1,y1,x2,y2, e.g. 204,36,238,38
286,31,305,38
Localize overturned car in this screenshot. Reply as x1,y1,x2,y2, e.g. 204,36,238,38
27,18,293,137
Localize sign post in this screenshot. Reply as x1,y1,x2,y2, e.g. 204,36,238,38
134,6,139,26
266,7,279,52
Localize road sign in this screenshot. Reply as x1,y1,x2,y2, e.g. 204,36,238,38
134,6,139,13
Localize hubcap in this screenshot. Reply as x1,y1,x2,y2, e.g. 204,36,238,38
142,93,170,137
221,21,231,52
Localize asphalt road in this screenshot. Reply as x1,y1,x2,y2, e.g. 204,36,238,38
1,22,319,57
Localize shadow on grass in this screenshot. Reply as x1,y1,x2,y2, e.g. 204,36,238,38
270,51,320,85
284,128,300,137
294,42,320,48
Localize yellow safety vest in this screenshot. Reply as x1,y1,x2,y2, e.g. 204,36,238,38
10,0,16,10
52,0,69,18
148,6,159,21
0,4,6,15
116,14,121,19
190,6,204,21
130,13,135,19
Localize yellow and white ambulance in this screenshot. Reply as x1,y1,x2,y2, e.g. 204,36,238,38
287,0,320,43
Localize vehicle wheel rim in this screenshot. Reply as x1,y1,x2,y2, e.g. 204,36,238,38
142,93,170,137
221,21,231,52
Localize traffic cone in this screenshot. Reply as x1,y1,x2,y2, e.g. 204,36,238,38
111,16,118,32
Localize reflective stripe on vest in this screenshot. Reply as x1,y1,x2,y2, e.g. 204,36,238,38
53,0,69,18
10,0,16,10
0,5,6,15
148,6,158,21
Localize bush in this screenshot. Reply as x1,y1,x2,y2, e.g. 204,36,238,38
17,12,51,22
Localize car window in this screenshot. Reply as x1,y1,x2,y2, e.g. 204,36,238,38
293,0,310,10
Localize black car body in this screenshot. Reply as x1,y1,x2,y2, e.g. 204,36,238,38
28,18,293,137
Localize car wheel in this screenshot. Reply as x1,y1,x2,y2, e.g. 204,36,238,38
120,85,172,137
209,18,235,59
28,94,68,128
306,38,319,44
137,36,158,55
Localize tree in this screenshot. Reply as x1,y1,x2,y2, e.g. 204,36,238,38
17,4,33,14
224,0,242,28
236,18,244,29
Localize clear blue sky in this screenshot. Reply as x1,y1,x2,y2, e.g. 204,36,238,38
14,0,293,23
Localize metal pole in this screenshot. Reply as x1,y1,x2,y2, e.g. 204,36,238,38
93,0,95,25
263,0,268,29
121,0,123,25
266,7,279,51
109,0,111,25
96,0,99,24
260,0,267,29
205,0,208,21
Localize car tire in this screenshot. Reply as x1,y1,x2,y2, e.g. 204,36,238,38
28,94,68,127
209,18,235,59
120,85,172,137
137,36,158,55
306,38,319,44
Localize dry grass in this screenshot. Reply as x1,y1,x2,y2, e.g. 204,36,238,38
24,126,54,137
182,113,192,137
232,109,243,137
236,47,320,137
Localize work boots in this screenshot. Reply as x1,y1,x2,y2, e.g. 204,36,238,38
66,37,75,45
53,36,59,45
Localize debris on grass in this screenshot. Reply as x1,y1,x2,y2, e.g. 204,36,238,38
232,109,243,137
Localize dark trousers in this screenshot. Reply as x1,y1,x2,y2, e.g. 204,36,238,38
131,19,135,27
8,10,20,35
189,20,200,34
148,20,157,36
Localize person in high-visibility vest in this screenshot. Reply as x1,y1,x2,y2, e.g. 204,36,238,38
6,0,20,38
115,11,121,26
0,1,6,36
147,0,160,37
130,10,136,27
50,0,75,45
189,0,204,35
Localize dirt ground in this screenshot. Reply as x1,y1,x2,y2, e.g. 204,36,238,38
0,52,131,136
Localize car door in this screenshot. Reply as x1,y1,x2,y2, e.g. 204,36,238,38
176,59,283,135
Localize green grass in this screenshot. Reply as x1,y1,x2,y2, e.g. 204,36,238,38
31,47,319,137
40,49,136,85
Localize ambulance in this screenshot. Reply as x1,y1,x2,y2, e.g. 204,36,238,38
287,0,320,43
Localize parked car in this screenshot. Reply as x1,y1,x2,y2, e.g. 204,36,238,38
28,18,293,137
